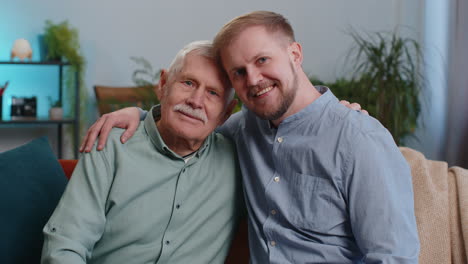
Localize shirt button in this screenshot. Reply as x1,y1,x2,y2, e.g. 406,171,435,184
165,240,170,245
274,176,280,182
271,209,277,215
176,204,181,209
270,241,276,247
277,137,283,143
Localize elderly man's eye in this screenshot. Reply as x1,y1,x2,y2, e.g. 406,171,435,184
183,80,194,86
208,90,219,96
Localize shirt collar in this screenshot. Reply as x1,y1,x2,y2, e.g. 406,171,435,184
144,105,211,160
251,86,337,130
280,86,336,125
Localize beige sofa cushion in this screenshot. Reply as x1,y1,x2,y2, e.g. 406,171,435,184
400,147,468,264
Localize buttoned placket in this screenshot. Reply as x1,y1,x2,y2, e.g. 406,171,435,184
262,128,285,260
157,160,193,262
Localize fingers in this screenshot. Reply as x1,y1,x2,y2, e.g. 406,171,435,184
121,122,138,144
79,133,88,152
339,100,350,106
79,107,142,153
97,118,114,151
348,103,362,111
340,100,362,111
80,116,107,153
339,100,369,115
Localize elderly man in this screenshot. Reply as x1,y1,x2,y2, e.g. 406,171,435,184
41,41,243,264
81,11,420,264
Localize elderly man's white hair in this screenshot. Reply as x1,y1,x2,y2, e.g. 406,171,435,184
167,40,235,103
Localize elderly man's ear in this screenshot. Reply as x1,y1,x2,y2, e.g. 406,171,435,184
156,69,169,101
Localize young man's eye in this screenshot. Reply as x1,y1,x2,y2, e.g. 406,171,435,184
233,68,246,77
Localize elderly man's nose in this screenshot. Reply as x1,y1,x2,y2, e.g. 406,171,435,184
186,88,204,108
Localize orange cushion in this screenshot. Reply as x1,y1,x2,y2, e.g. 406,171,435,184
58,159,78,179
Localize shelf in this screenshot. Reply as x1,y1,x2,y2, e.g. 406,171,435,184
0,61,80,158
0,61,70,65
0,117,76,124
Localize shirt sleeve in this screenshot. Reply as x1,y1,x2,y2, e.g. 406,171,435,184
345,130,420,263
41,148,113,264
138,107,148,121
216,110,243,139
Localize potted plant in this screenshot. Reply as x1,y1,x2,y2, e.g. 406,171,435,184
130,56,161,88
311,31,424,145
128,56,160,109
48,97,63,120
42,20,88,139
43,20,84,66
347,30,424,145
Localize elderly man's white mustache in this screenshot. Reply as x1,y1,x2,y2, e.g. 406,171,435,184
173,104,208,124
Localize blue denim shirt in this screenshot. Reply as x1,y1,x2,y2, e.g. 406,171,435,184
217,87,420,263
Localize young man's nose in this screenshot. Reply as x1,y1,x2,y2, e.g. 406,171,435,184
246,67,263,87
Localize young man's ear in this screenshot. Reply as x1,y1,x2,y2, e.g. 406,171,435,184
288,42,303,67
157,69,168,101
219,99,238,126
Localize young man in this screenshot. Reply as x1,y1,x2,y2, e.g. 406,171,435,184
81,11,420,263
42,41,243,264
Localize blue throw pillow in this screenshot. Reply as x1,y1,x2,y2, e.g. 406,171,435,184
0,137,68,264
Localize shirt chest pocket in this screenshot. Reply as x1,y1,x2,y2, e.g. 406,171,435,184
283,172,345,231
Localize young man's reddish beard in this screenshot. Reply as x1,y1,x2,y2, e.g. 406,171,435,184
249,65,299,121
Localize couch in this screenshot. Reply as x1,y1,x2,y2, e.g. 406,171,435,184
400,147,468,264
1,137,466,263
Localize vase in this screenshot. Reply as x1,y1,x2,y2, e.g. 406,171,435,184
49,107,63,120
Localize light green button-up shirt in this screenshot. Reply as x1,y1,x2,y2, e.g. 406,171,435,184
42,106,243,264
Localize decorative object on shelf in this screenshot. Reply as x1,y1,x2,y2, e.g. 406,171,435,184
0,81,8,95
0,81,9,120
0,81,8,119
310,30,424,145
11,96,37,119
48,97,63,120
10,39,32,61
